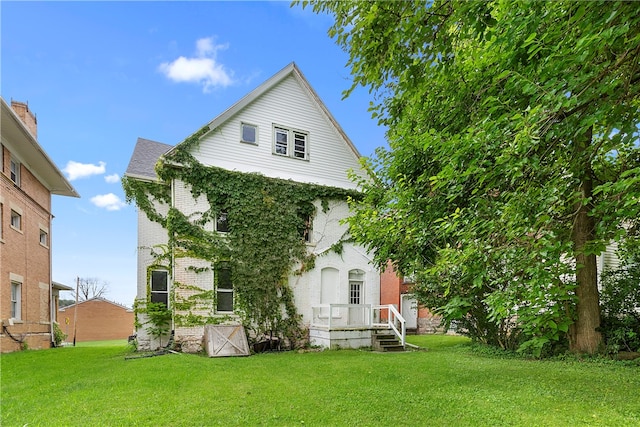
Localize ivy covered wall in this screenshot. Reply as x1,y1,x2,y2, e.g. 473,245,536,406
123,139,362,350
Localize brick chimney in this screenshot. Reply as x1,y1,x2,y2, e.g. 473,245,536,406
11,100,38,139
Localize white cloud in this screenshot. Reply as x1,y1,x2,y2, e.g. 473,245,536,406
63,161,106,181
90,193,126,211
158,37,233,92
105,173,120,183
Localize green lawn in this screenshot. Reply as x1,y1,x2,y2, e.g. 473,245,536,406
2,335,638,426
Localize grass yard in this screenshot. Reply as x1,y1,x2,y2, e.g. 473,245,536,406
1,335,639,426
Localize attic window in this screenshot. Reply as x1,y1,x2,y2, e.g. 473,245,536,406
241,123,257,145
273,125,308,160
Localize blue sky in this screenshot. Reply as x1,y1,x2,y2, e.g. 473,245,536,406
1,1,387,306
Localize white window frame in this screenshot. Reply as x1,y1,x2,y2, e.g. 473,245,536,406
40,227,49,247
272,125,308,160
11,280,22,320
240,122,258,145
10,156,20,186
150,270,169,307
215,265,233,313
10,209,22,231
349,269,365,305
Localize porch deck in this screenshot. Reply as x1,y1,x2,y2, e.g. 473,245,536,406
309,304,405,350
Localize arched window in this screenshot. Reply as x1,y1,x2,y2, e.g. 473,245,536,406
321,267,339,305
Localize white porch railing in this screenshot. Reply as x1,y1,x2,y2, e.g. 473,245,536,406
311,304,406,347
372,304,406,347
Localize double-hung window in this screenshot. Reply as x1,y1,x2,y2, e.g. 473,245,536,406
216,265,233,313
10,210,22,231
150,270,169,307
11,281,21,320
10,156,20,186
273,126,308,160
40,227,49,247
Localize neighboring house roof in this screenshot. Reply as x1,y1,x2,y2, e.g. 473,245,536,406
1,97,79,197
59,297,133,312
52,281,74,291
165,62,362,160
124,137,173,181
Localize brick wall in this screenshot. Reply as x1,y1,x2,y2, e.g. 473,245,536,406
1,144,54,352
58,299,134,342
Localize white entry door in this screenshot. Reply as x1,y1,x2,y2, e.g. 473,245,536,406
400,294,418,329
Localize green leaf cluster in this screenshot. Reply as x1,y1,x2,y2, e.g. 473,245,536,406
303,0,640,355
124,137,359,347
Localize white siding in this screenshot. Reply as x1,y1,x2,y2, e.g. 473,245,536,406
192,75,366,190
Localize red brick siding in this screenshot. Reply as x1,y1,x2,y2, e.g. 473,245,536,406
58,300,134,342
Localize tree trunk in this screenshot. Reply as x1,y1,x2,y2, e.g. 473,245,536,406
570,126,602,354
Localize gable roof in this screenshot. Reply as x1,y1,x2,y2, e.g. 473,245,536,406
1,97,79,197
59,296,132,311
124,137,173,181
165,62,361,159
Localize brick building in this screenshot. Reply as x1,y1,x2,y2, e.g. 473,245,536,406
380,261,442,334
58,297,134,342
1,97,79,352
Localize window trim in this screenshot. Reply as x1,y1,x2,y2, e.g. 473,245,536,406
215,264,233,313
10,156,20,186
348,269,365,305
150,269,169,307
39,228,49,247
10,209,22,232
10,280,22,320
240,122,258,145
272,125,309,160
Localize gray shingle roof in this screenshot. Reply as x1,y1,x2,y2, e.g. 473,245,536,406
124,137,173,180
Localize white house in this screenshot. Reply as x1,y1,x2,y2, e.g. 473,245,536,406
124,63,398,353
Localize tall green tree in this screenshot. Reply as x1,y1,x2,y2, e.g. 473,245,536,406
302,0,640,354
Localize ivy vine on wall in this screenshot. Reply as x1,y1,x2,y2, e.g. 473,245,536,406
123,128,361,347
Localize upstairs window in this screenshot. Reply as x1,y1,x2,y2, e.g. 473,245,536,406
10,156,20,186
274,127,288,155
40,228,49,247
273,126,308,160
241,123,257,145
298,213,312,243
216,210,229,233
215,265,233,313
150,270,169,307
10,210,21,231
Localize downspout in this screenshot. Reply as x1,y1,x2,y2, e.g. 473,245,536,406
49,212,55,347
